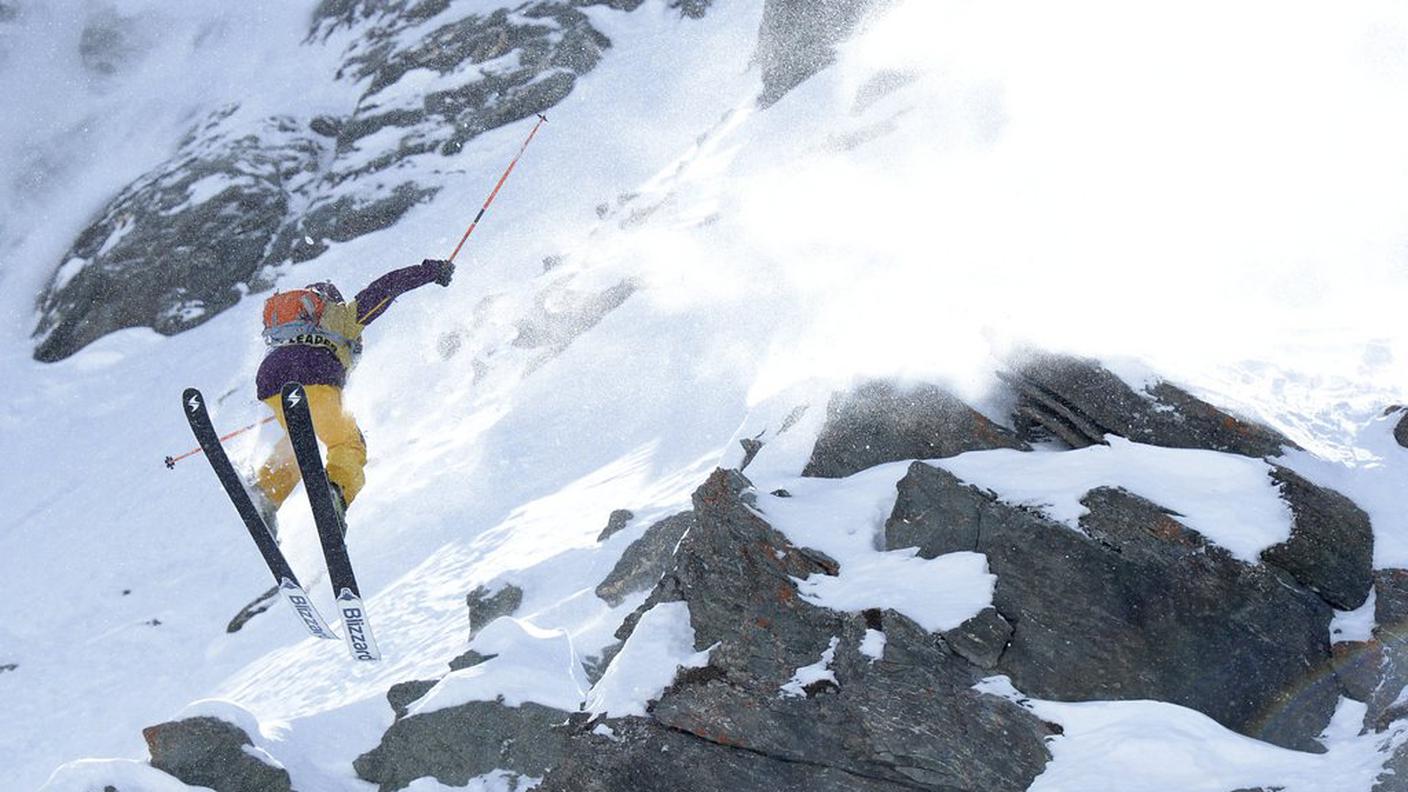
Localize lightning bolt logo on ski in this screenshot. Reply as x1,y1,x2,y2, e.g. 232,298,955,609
287,388,302,408
187,393,201,413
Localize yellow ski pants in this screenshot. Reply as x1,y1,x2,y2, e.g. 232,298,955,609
255,384,367,508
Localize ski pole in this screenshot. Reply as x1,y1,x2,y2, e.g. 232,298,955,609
446,113,548,262
166,416,277,469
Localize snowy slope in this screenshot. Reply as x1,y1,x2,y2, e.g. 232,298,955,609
5,1,1408,791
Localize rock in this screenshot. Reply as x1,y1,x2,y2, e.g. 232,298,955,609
33,109,324,362
598,468,1056,790
539,717,918,792
1367,569,1408,732
596,509,635,542
36,0,665,361
1394,410,1408,450
353,700,570,792
595,511,696,606
738,436,764,471
0,663,15,673
142,716,291,792
802,379,1027,478
466,583,523,638
884,462,1338,751
755,0,887,107
386,680,437,721
1260,466,1373,610
943,607,1013,670
1331,640,1381,703
1004,351,1293,456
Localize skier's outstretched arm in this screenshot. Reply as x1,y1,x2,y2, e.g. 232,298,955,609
354,259,455,325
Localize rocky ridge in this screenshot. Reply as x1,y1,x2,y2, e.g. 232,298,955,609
118,352,1408,792
32,0,883,362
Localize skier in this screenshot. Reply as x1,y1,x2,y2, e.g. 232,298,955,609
249,257,456,533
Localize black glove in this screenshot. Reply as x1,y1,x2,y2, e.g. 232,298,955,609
424,258,455,287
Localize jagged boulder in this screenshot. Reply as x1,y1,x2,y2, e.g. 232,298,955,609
1261,465,1374,610
802,379,1027,478
466,582,523,638
1391,407,1408,449
142,716,291,792
1004,351,1292,457
554,469,1058,791
595,511,696,606
884,462,1339,751
596,509,635,542
354,700,570,792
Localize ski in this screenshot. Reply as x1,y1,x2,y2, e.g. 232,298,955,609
182,388,339,642
281,382,381,662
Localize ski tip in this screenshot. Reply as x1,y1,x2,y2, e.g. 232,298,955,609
182,388,203,414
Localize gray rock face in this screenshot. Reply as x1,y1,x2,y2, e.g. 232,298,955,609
595,511,696,606
540,717,921,792
33,110,325,362
142,716,291,792
1367,569,1408,732
33,0,671,361
802,379,1028,478
1004,351,1292,456
755,0,887,107
354,700,570,792
1260,465,1374,610
596,509,635,542
466,582,523,637
1392,407,1408,449
558,468,1057,791
884,462,1339,751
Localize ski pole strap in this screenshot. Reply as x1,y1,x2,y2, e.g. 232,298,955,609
448,113,548,263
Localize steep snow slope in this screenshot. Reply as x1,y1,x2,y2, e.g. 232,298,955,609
5,1,1408,790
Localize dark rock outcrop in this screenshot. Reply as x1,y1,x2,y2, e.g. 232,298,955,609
466,582,523,637
142,716,291,792
802,379,1027,478
884,461,1338,751
548,468,1058,791
595,511,696,606
33,110,324,362
1391,406,1408,450
540,717,920,792
354,700,570,792
596,509,635,542
33,0,663,361
1261,465,1374,610
1004,351,1293,457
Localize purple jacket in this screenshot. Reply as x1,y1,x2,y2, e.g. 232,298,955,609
256,262,441,400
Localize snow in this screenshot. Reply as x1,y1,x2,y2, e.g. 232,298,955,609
42,759,210,792
586,601,711,718
404,770,541,792
410,617,588,714
796,548,996,633
759,464,997,632
1333,590,1379,644
971,673,1407,792
858,629,886,662
779,636,839,698
936,436,1296,563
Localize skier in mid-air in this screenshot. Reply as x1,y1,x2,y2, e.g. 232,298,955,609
249,257,456,533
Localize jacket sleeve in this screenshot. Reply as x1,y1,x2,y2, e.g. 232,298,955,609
353,261,440,326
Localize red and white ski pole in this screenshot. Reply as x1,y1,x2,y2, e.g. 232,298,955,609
165,416,277,469
446,113,548,262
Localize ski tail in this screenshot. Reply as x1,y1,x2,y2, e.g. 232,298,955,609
281,382,382,662
183,387,338,641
